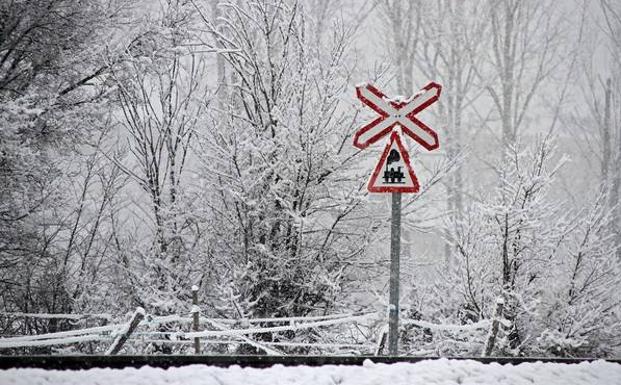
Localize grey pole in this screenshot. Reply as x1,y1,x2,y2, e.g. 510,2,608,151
388,191,402,355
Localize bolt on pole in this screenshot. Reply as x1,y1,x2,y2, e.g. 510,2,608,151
388,191,401,355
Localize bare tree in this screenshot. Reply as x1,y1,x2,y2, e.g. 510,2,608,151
481,0,564,148
109,0,209,310
379,0,421,94
600,0,621,257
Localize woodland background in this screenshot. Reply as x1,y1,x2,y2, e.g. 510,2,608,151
1,0,620,357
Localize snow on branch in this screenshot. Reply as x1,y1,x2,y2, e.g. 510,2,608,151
401,319,490,332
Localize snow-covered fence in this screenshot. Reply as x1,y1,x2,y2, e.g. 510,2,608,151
399,317,491,356
0,311,377,354
0,308,494,356
141,311,377,355
0,323,121,348
0,311,114,350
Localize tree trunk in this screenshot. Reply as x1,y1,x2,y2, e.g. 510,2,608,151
602,78,612,182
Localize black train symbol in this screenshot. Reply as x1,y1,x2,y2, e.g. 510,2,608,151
383,149,405,183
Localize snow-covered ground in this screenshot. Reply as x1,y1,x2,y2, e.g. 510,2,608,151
1,358,620,385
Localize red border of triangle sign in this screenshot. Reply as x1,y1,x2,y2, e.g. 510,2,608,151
353,82,442,193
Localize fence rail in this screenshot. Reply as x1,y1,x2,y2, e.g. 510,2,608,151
0,307,494,355
0,312,112,321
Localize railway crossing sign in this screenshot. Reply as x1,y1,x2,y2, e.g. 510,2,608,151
354,82,442,151
367,132,419,193
353,81,442,357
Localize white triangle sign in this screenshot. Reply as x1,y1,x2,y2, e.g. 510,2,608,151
367,131,420,193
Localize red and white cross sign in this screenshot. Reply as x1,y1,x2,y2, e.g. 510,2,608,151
353,82,442,150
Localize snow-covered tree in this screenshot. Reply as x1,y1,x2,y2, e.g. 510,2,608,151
419,137,568,355
0,0,132,332
417,136,621,357
536,190,621,357
191,0,377,322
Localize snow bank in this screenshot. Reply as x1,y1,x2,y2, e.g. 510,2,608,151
1,359,619,385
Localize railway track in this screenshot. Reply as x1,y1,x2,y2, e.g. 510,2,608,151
1,355,620,370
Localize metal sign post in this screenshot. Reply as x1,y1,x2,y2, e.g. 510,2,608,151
388,191,402,355
353,82,442,356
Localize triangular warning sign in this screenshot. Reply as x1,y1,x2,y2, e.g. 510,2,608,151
368,131,420,193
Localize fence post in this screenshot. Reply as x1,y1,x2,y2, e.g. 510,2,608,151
375,325,389,356
191,285,201,354
482,297,505,357
105,307,145,355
